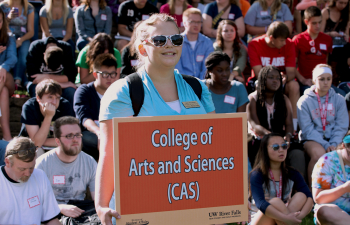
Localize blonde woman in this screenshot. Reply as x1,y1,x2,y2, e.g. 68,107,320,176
95,13,215,224
0,0,34,88
39,0,74,51
244,0,293,36
203,0,245,39
160,0,193,32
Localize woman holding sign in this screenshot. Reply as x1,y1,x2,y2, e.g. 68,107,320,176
249,133,313,225
95,13,215,224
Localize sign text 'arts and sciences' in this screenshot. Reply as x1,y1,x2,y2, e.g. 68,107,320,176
128,126,235,204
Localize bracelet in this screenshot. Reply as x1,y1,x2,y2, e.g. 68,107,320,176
286,132,293,138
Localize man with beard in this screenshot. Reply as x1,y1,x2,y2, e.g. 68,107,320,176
0,137,61,224
36,116,97,219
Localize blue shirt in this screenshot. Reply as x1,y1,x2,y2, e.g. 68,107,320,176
0,35,17,72
175,33,214,80
203,2,242,29
99,68,215,120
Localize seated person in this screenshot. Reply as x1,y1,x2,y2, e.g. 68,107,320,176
0,138,8,167
20,79,74,151
76,33,121,84
74,53,119,160
160,0,193,33
26,36,77,107
297,64,348,184
0,137,60,224
116,0,159,51
248,21,300,131
175,8,214,79
74,0,112,51
36,116,97,219
247,66,305,176
312,132,350,225
250,133,313,225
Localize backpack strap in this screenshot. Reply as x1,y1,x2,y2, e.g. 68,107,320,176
126,72,144,117
182,74,202,101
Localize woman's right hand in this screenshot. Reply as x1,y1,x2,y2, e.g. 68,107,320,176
7,8,18,20
329,31,342,38
97,207,121,225
284,212,302,225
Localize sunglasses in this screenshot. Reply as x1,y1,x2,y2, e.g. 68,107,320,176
96,71,118,79
144,34,184,47
269,142,289,151
7,147,37,157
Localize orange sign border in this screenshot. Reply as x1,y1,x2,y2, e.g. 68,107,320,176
113,113,248,225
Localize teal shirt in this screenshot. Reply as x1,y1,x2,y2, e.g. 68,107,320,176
99,68,215,120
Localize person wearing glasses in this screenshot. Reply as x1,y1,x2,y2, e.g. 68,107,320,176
175,8,214,79
0,137,61,224
36,116,97,220
26,36,78,108
311,131,350,224
249,133,313,225
74,53,119,161
19,79,75,155
247,66,305,177
96,13,215,224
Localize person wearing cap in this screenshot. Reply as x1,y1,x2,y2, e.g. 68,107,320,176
297,63,348,185
26,36,77,108
311,131,350,224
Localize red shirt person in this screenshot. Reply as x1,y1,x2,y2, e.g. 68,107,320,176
293,6,332,94
248,21,300,130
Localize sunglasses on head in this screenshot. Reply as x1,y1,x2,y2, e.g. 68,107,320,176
269,142,289,151
144,34,184,47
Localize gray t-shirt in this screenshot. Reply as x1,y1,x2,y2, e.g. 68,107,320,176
244,2,293,27
35,149,97,204
39,6,73,39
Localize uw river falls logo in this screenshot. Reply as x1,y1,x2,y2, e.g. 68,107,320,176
125,219,149,225
208,210,241,220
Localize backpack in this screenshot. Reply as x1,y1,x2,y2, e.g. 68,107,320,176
125,72,202,116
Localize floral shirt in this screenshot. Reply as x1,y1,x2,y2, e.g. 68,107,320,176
312,151,350,213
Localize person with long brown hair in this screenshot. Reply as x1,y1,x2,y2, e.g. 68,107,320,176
0,0,34,89
214,19,246,82
74,0,112,50
160,0,193,32
0,7,17,141
75,33,122,84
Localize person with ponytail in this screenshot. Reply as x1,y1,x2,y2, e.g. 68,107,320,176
249,133,313,225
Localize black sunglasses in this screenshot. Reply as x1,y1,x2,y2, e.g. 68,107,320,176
96,71,118,79
144,34,184,47
269,142,289,151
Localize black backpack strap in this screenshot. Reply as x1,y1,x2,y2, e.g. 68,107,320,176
126,72,144,117
182,74,202,101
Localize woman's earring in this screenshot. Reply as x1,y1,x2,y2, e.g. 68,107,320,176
138,44,147,56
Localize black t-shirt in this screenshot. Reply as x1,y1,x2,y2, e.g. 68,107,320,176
118,0,159,32
19,97,75,138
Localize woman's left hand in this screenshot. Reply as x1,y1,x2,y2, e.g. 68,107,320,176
16,38,22,48
0,67,6,83
326,146,336,152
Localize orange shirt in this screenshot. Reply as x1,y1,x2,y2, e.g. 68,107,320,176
239,0,251,17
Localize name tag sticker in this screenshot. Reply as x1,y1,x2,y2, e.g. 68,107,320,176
53,175,65,184
130,59,139,66
142,14,149,20
260,11,268,16
224,95,236,105
27,196,40,208
21,27,26,33
228,13,235,19
62,30,66,36
182,101,200,109
101,14,107,20
196,55,204,62
320,44,327,50
327,103,333,110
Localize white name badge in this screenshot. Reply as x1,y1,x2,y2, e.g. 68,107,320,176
130,59,139,66
224,95,236,105
320,43,327,50
142,15,149,20
27,196,40,208
327,103,333,110
228,13,235,20
21,27,26,33
53,175,65,184
260,11,268,16
62,30,66,36
196,55,204,62
101,14,107,20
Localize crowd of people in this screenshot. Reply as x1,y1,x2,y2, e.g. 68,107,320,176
0,0,350,223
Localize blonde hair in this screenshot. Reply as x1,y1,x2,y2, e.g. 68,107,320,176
182,7,201,20
5,137,36,163
5,0,32,16
258,0,281,16
169,0,189,15
133,13,179,70
45,0,71,26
